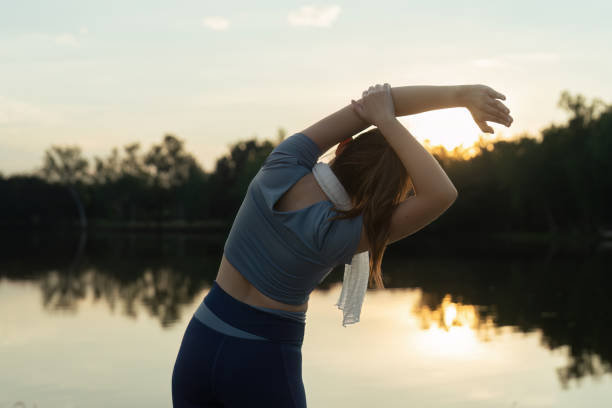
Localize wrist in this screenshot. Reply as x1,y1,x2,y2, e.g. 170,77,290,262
453,85,470,107
375,116,399,130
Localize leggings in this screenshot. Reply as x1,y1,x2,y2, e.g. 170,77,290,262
172,280,307,407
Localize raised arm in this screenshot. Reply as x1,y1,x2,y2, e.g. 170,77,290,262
298,88,456,157
300,83,512,155
299,100,371,155
391,85,465,116
392,84,512,134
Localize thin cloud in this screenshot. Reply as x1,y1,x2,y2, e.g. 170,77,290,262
287,5,341,27
504,52,560,62
202,16,230,31
472,52,561,68
54,34,79,46
0,96,61,126
20,32,80,47
472,58,506,68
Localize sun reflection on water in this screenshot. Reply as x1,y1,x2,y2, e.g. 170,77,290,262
413,293,498,357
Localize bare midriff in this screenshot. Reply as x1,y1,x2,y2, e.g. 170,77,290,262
215,254,309,313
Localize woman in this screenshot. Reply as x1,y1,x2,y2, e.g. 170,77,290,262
172,83,512,407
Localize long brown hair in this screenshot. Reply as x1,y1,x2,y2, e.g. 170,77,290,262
327,127,412,289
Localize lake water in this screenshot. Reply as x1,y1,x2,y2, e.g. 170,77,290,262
1,230,611,407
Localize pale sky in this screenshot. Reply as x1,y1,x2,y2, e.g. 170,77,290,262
1,1,610,175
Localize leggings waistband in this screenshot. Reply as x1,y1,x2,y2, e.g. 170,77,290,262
250,304,306,324
199,280,305,346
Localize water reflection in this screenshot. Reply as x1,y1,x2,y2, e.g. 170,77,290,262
416,293,499,348
1,230,611,393
418,294,490,332
39,267,196,327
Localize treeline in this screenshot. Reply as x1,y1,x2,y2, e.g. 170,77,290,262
0,129,285,228
437,90,611,235
1,91,610,234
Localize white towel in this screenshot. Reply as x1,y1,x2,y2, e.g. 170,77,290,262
312,162,369,327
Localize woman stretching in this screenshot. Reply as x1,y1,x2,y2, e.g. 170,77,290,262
172,82,512,407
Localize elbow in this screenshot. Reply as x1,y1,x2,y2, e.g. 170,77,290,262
418,186,458,205
438,187,458,205
448,187,458,203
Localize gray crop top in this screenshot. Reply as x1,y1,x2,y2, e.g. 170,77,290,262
223,132,363,306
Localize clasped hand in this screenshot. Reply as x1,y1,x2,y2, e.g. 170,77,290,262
350,83,396,127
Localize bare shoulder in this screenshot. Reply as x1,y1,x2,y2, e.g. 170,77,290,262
274,173,328,213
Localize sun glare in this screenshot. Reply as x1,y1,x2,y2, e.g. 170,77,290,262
403,108,506,160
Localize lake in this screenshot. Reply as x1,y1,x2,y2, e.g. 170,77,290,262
1,230,611,407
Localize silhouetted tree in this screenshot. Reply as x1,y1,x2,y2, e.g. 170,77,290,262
144,134,199,189
2,96,611,235
207,129,283,219
38,145,89,228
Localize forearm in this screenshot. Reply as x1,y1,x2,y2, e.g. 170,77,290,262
389,85,466,117
307,84,467,155
377,116,457,198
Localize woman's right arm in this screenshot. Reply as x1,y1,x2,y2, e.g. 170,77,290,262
377,116,457,199
350,84,458,251
352,114,458,251
350,83,457,199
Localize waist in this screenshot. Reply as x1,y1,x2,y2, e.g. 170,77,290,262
217,254,309,312
250,304,306,324
200,280,305,346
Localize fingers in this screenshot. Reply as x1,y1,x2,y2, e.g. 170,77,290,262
476,120,494,134
483,113,512,127
480,105,507,124
493,99,510,114
482,104,512,126
363,85,375,98
363,83,389,97
487,88,506,100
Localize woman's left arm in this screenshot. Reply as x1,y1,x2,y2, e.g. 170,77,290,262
300,83,513,155
391,85,465,115
391,84,513,134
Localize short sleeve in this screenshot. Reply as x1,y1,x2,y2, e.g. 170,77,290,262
263,133,322,171
316,207,364,266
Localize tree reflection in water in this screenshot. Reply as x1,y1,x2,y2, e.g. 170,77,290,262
1,230,610,387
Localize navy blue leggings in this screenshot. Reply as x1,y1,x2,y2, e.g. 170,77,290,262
172,280,307,407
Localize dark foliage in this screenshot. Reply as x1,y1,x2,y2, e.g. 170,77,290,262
1,93,610,234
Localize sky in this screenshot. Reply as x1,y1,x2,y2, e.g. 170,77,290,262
1,0,611,176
